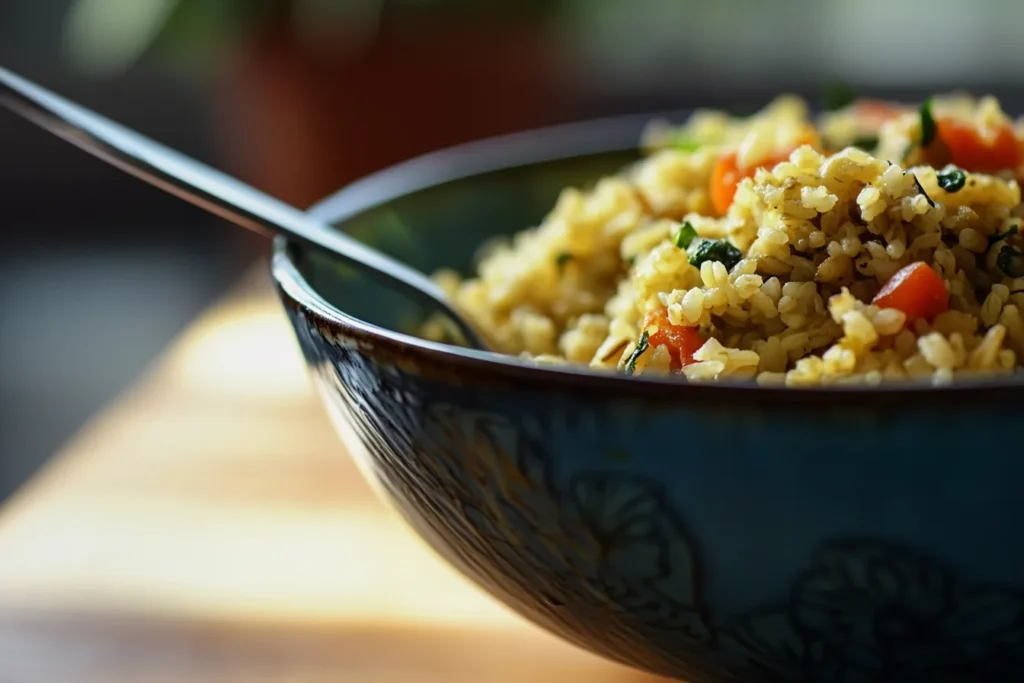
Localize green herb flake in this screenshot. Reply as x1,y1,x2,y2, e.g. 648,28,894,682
850,135,879,151
624,331,650,376
911,174,935,207
997,244,1024,278
989,225,1020,247
623,254,637,267
919,98,936,147
822,80,856,112
936,167,967,193
687,238,743,271
674,221,699,249
555,251,574,272
670,136,702,152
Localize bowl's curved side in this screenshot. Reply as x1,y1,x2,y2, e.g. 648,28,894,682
277,275,1024,683
278,290,722,680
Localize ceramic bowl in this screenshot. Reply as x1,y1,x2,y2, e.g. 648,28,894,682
271,114,1024,683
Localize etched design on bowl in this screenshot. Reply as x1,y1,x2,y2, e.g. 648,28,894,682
289,307,1024,683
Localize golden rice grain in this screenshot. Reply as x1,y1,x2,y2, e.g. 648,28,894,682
432,93,1024,386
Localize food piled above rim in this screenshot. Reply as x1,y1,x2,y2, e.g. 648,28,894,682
277,93,1024,396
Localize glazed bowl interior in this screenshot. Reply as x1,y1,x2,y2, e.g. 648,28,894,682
291,121,644,340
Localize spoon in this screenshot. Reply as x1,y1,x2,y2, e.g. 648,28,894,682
0,66,491,351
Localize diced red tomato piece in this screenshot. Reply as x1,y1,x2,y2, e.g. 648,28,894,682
709,133,818,216
643,308,705,371
872,261,949,323
935,118,1023,173
710,151,742,216
710,148,796,216
854,99,905,127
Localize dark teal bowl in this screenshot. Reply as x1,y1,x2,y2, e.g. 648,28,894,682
272,114,1024,683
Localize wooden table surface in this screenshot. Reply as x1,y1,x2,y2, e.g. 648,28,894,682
0,265,665,683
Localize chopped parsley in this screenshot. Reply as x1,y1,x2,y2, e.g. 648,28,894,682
850,134,879,151
911,174,935,207
989,224,1020,247
555,251,574,272
624,331,650,376
919,98,936,147
822,80,856,112
936,167,967,193
996,244,1024,278
674,221,699,249
687,238,743,271
623,254,637,267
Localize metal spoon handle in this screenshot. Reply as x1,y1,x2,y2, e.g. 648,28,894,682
0,66,488,350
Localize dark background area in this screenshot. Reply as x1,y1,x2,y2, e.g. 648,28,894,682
0,1,256,501
2,0,1024,502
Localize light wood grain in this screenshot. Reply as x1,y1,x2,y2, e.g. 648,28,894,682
0,265,665,683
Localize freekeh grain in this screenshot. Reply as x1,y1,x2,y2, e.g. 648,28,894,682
426,93,1024,385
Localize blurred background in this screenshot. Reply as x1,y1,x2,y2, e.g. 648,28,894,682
3,0,1024,501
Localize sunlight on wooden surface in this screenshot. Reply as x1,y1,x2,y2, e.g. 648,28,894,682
166,297,311,402
0,273,509,627
0,267,665,682
0,500,516,627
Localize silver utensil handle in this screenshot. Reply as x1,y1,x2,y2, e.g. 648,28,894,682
0,66,487,350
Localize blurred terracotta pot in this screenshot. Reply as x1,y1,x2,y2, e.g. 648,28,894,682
215,26,563,211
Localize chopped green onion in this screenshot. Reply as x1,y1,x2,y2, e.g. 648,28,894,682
911,174,935,207
936,167,967,193
674,221,699,249
919,98,936,147
624,331,650,376
687,238,743,271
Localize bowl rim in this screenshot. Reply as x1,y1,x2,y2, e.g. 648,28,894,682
272,109,1024,405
